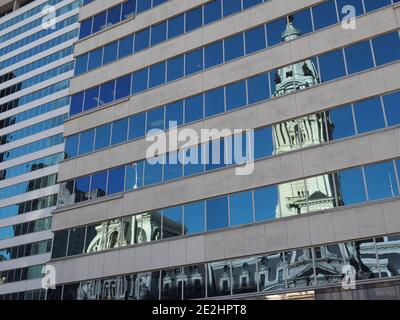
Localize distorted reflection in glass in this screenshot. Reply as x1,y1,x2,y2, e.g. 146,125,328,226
134,211,162,244
183,264,206,299
67,227,86,256
58,180,74,206
125,162,144,191
375,235,400,278
134,271,160,300
162,206,183,239
276,178,306,218
364,161,399,201
344,239,379,280
207,260,231,297
232,257,257,294
284,249,315,289
257,253,285,292
313,244,349,286
74,176,90,203
305,173,338,213
84,219,123,253
161,268,183,300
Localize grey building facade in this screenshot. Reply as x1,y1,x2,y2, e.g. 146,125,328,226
48,0,400,300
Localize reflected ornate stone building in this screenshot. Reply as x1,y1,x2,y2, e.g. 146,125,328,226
271,17,375,288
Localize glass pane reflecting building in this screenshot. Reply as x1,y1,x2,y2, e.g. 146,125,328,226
8,0,400,300
0,0,79,300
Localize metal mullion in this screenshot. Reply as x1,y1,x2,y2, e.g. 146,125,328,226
392,159,400,196
361,165,370,202
380,95,389,128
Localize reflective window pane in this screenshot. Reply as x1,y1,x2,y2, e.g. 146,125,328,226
125,161,144,191
345,41,374,74
90,171,107,199
318,49,346,82
166,101,183,129
74,176,90,203
103,41,118,65
185,94,204,123
94,124,111,150
144,158,163,186
185,48,203,76
312,0,338,31
99,81,115,106
186,7,202,32
375,235,400,278
168,14,184,39
115,75,131,100
151,22,167,46
224,34,244,62
226,81,246,111
205,87,225,117
118,36,133,60
64,135,78,159
75,54,88,76
229,191,253,226
184,201,205,235
354,97,385,134
254,126,273,159
364,161,399,201
107,166,125,195
245,25,266,54
232,257,257,294
135,271,160,300
162,206,183,239
266,18,286,47
372,32,400,66
223,0,241,17
337,0,364,18
383,91,400,126
285,249,315,289
247,74,269,105
337,167,366,206
204,0,222,25
258,253,285,292
78,129,95,155
183,264,206,299
132,69,148,94
205,41,223,69
206,196,229,231
129,113,146,140
134,28,150,52
161,268,182,300
52,230,68,258
243,0,262,9
207,260,231,297
111,118,128,145
328,105,355,140
182,145,204,177
84,87,99,111
345,239,379,280
164,151,183,181
149,62,166,88
364,0,391,12
67,227,86,256
147,107,165,132
167,56,184,82
254,186,279,222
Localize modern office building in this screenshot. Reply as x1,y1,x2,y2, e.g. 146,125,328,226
0,0,80,300
47,0,400,300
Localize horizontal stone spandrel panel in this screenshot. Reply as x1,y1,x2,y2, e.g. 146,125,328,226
50,198,400,285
